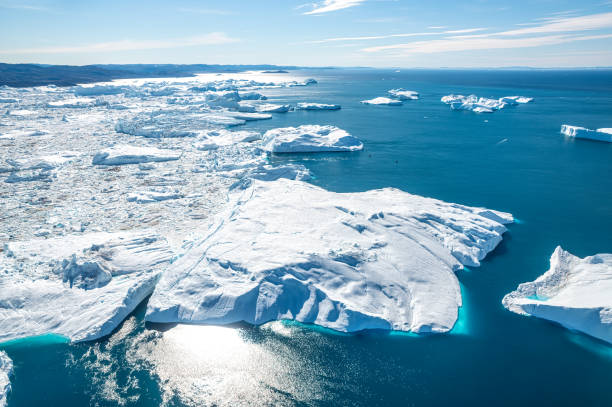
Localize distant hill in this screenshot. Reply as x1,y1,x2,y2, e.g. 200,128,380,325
0,63,300,87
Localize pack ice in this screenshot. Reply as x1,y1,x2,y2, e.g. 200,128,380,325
146,179,512,333
0,352,11,407
441,94,532,113
560,125,612,143
261,125,363,153
92,145,181,165
503,247,612,344
0,231,174,342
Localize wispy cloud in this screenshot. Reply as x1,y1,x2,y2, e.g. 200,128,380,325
304,0,366,15
305,28,486,44
0,2,47,11
178,7,233,16
0,33,239,55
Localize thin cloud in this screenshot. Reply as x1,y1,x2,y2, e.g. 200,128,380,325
304,0,366,15
0,33,239,55
305,28,486,44
178,7,233,15
0,2,47,11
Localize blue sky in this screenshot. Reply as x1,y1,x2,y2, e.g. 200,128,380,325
1,0,612,67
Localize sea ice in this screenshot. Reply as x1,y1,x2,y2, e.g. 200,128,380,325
261,125,363,153
387,89,419,100
560,125,612,142
361,97,403,106
295,103,341,111
127,190,183,203
0,352,10,407
92,145,181,166
0,231,174,342
503,247,612,344
238,91,267,100
195,129,262,150
47,97,102,108
146,179,512,333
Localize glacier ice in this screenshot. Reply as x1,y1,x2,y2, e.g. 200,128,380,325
361,97,403,106
441,94,532,113
387,89,419,100
0,231,174,342
295,103,341,111
92,145,181,166
503,247,612,344
560,125,612,143
261,125,363,153
145,179,512,333
0,352,10,407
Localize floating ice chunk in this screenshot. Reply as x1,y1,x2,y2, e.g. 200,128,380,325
561,125,612,143
114,119,197,138
73,84,127,96
204,91,241,109
0,129,47,139
473,107,494,114
7,109,35,116
92,145,181,166
387,89,419,100
0,231,174,342
227,112,272,121
503,247,612,344
361,97,403,106
295,103,341,111
501,96,533,104
238,91,267,100
127,190,183,204
195,129,262,150
256,103,291,113
442,94,532,113
47,97,103,108
146,179,512,333
0,98,17,103
261,125,363,153
0,151,80,173
0,352,11,407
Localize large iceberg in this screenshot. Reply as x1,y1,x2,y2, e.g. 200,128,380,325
560,125,612,143
441,94,532,113
92,145,181,166
387,89,419,100
361,97,403,106
146,179,512,333
0,231,174,343
261,125,363,153
0,352,11,407
503,247,612,344
296,103,341,111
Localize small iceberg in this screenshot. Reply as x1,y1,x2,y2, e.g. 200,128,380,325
261,125,363,153
441,94,532,113
388,89,419,100
92,145,181,166
503,247,612,344
361,97,403,106
256,103,291,113
195,129,262,150
0,352,11,407
126,190,183,204
295,103,341,111
561,125,612,143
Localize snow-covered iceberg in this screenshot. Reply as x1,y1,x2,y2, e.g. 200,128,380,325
0,352,11,407
92,145,181,166
441,94,532,113
194,129,261,150
503,247,612,344
361,97,403,106
127,190,183,204
560,125,612,143
256,103,291,113
261,125,363,153
296,103,341,111
146,179,512,333
0,231,174,343
388,89,419,100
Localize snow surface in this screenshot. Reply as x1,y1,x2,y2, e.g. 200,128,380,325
560,125,612,143
0,352,11,407
146,179,512,333
261,125,363,153
503,247,612,344
296,103,341,110
361,97,403,106
387,89,419,100
0,231,174,342
441,94,532,113
92,145,181,165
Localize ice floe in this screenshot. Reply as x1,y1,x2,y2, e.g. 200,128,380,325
0,231,174,342
503,247,612,344
256,103,291,113
195,129,262,150
145,179,512,333
127,190,183,204
261,125,363,153
441,94,532,113
0,352,11,407
92,145,181,165
47,97,103,108
295,102,341,111
361,97,403,106
387,89,419,100
561,125,612,143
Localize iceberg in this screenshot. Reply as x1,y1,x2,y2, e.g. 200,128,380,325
146,179,512,333
92,145,181,166
227,112,272,121
73,84,127,96
47,97,103,108
441,94,532,113
361,97,403,106
256,103,291,113
238,91,267,100
503,247,612,344
195,129,261,150
0,231,174,342
0,352,10,407
115,119,198,138
126,190,183,204
387,89,419,100
261,125,363,153
295,103,341,111
560,125,612,143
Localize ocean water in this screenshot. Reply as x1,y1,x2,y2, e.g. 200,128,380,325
2,69,612,406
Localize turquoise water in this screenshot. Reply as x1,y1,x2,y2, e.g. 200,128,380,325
2,69,611,406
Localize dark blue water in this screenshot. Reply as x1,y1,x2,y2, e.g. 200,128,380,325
2,69,611,406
